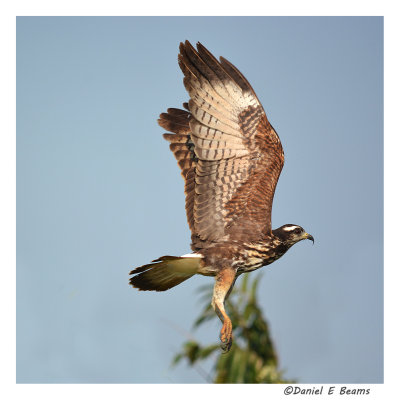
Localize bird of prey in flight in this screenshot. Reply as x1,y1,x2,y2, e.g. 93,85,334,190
130,41,314,352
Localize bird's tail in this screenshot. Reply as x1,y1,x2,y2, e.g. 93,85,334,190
129,255,201,291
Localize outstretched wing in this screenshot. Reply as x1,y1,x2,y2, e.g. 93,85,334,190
159,41,284,247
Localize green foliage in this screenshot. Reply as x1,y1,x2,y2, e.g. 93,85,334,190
172,273,294,383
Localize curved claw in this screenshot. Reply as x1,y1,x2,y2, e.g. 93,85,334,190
220,320,233,352
220,337,232,353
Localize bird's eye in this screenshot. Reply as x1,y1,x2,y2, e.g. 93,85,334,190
294,228,301,234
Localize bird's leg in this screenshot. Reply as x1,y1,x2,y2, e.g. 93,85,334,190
211,267,237,353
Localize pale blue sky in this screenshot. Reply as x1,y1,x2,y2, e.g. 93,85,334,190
17,16,383,383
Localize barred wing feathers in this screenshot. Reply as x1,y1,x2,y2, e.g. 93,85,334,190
159,41,284,246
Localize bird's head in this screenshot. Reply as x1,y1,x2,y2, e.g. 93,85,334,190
273,224,314,246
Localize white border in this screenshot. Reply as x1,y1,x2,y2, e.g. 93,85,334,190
2,1,397,399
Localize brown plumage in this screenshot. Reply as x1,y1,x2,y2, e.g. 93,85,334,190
130,41,314,352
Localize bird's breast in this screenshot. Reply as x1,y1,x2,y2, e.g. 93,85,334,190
196,239,288,276
236,240,288,273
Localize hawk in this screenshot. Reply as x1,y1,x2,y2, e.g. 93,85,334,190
129,41,314,352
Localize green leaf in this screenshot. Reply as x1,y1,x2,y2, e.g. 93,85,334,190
198,344,220,359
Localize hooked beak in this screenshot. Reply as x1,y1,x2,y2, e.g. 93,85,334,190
304,232,314,244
